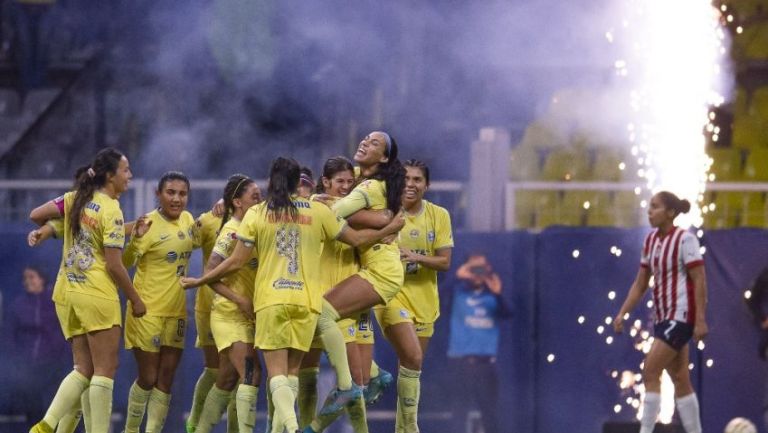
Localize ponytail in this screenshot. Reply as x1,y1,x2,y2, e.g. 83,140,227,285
266,157,300,221
220,174,255,230
656,191,691,216
70,148,124,238
369,133,405,214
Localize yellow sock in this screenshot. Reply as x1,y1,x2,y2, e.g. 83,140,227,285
188,368,218,430
145,388,171,433
80,387,91,433
88,376,114,433
236,384,258,433
41,370,90,428
226,394,238,433
370,360,381,379
318,300,352,390
124,382,151,433
346,395,368,433
396,366,421,433
270,375,298,433
297,367,319,428
55,394,82,433
196,385,231,433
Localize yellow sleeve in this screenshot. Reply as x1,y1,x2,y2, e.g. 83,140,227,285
212,226,238,259
102,204,126,249
318,205,346,241
189,213,202,249
122,216,150,268
434,206,454,250
332,180,375,218
46,219,65,239
237,207,260,245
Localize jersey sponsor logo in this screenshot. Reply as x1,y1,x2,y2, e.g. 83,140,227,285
114,219,124,226
86,202,101,212
466,298,483,307
347,326,356,337
427,231,435,242
166,251,178,263
230,232,237,240
272,278,304,290
292,201,311,209
108,231,124,240
399,309,410,319
409,229,420,239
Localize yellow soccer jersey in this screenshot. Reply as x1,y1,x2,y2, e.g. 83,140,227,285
123,209,200,316
195,211,222,313
211,217,259,315
46,218,68,305
316,196,358,291
64,191,126,301
237,197,345,313
332,178,400,268
396,200,453,323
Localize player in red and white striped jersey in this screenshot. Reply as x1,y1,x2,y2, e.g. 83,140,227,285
613,191,708,433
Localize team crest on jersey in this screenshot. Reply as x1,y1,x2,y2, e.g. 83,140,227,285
427,231,435,242
409,229,419,239
166,251,178,263
177,231,186,240
152,335,161,348
347,326,355,337
114,219,124,226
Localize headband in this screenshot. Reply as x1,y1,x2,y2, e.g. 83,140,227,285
299,173,315,188
381,132,392,156
232,177,251,198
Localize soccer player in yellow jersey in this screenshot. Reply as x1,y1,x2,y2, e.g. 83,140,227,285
193,174,263,433
313,132,431,433
186,207,224,433
300,156,388,433
27,148,146,433
121,171,200,433
182,157,404,433
375,159,453,432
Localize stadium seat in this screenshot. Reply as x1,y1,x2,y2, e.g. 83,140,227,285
704,192,743,228
613,191,643,227
708,147,743,181
533,191,562,228
519,120,569,150
591,148,625,182
540,147,591,181
509,145,541,180
743,148,768,181
742,192,766,227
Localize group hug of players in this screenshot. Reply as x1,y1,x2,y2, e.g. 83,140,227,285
25,130,454,433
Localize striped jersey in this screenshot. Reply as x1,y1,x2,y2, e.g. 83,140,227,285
640,227,704,324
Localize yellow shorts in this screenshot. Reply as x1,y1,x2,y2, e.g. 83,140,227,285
125,314,186,352
67,292,121,334
310,317,358,349
255,305,318,352
194,310,216,348
374,298,434,338
55,301,84,340
358,264,403,304
211,310,255,353
355,310,375,345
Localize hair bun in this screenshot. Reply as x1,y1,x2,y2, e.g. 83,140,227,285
679,199,691,214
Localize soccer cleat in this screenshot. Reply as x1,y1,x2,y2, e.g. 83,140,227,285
29,421,54,433
364,368,394,406
317,383,363,416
